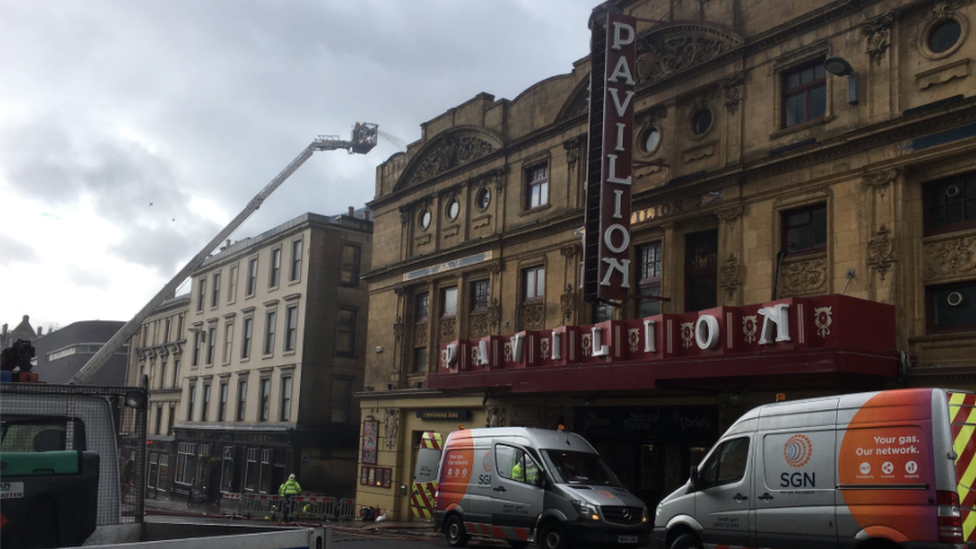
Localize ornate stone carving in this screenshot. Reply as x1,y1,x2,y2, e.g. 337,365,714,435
384,408,399,449
639,107,668,128
485,406,507,428
392,316,403,339
399,205,411,226
560,244,580,259
414,322,428,345
521,303,546,330
925,234,976,279
862,169,899,200
716,205,744,230
719,253,742,290
636,25,743,87
780,257,827,296
469,313,489,338
564,136,584,169
487,262,502,275
867,225,896,280
721,73,745,113
933,0,963,21
487,298,501,329
862,13,896,63
560,285,576,319
404,132,500,188
440,317,457,342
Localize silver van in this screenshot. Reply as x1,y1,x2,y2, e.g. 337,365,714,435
653,388,973,549
435,426,651,548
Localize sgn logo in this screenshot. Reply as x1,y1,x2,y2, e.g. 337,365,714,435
781,434,815,488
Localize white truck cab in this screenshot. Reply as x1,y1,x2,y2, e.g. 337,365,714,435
435,426,650,548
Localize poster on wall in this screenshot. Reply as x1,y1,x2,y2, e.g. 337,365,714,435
361,420,379,465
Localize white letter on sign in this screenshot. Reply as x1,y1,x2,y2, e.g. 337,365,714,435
608,55,635,85
476,340,489,366
758,304,791,344
551,331,562,360
606,154,633,185
591,327,610,357
644,320,656,353
600,258,631,288
608,89,635,118
511,334,524,362
612,21,635,50
695,315,720,350
604,224,630,253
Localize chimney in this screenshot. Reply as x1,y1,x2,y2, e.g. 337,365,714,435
37,326,43,336
348,206,355,217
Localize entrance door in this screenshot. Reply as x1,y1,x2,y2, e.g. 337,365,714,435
694,436,754,548
753,428,837,549
491,444,544,538
685,230,718,312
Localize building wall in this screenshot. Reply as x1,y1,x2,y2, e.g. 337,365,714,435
34,320,127,385
358,0,976,519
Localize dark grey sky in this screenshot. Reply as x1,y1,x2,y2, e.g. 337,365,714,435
0,0,598,330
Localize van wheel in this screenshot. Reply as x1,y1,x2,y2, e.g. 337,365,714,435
539,523,569,549
445,515,469,547
670,532,703,549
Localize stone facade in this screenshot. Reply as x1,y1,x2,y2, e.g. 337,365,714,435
359,0,976,519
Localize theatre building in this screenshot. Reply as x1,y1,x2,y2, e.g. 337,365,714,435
357,0,976,518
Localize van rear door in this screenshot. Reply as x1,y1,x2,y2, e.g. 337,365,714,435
753,401,838,549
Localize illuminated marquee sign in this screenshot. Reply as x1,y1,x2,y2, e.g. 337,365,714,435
584,11,638,302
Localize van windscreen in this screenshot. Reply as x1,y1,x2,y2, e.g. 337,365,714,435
542,450,621,487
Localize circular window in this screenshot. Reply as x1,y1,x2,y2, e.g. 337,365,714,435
641,127,661,154
930,19,962,53
446,198,460,221
419,209,432,230
476,187,491,211
692,108,713,135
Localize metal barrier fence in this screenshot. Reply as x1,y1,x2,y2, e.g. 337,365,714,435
218,492,355,521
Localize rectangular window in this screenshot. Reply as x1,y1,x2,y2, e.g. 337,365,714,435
285,305,298,352
192,330,203,366
168,405,175,435
264,310,276,355
159,360,167,390
260,378,271,422
245,448,258,492
211,272,221,308
197,278,206,312
280,376,293,422
247,257,258,296
412,347,428,374
783,204,827,253
223,322,233,363
173,359,180,388
176,442,196,485
187,382,196,421
218,381,228,422
523,266,545,302
340,244,362,286
237,379,247,421
525,163,549,210
471,280,490,312
201,382,211,421
928,281,976,333
177,314,184,340
782,61,826,128
331,377,352,423
241,317,253,359
637,242,663,318
228,265,239,303
206,326,216,365
164,318,171,343
924,171,976,236
336,308,356,357
685,230,718,312
290,239,303,282
269,248,281,288
441,287,458,317
415,292,430,322
155,405,163,435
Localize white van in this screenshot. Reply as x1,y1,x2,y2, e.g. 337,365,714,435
653,388,973,549
435,426,651,548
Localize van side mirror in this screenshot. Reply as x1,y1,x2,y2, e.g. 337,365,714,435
688,466,699,492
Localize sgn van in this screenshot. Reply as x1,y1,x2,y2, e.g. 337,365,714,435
653,388,975,549
435,426,651,548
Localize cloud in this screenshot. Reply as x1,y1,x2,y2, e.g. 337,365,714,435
0,238,39,265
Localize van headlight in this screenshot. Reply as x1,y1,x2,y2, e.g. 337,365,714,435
572,500,600,521
643,507,649,523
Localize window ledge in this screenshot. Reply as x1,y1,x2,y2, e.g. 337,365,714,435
769,114,833,140
519,204,551,217
909,331,976,344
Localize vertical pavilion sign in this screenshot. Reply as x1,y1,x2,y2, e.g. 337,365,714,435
584,11,637,303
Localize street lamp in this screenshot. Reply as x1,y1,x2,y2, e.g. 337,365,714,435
824,56,859,105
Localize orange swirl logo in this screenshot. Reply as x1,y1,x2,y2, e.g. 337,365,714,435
784,434,813,467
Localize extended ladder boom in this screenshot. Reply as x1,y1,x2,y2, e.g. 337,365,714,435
70,124,378,384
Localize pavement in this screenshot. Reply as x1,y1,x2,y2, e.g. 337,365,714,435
142,496,439,537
